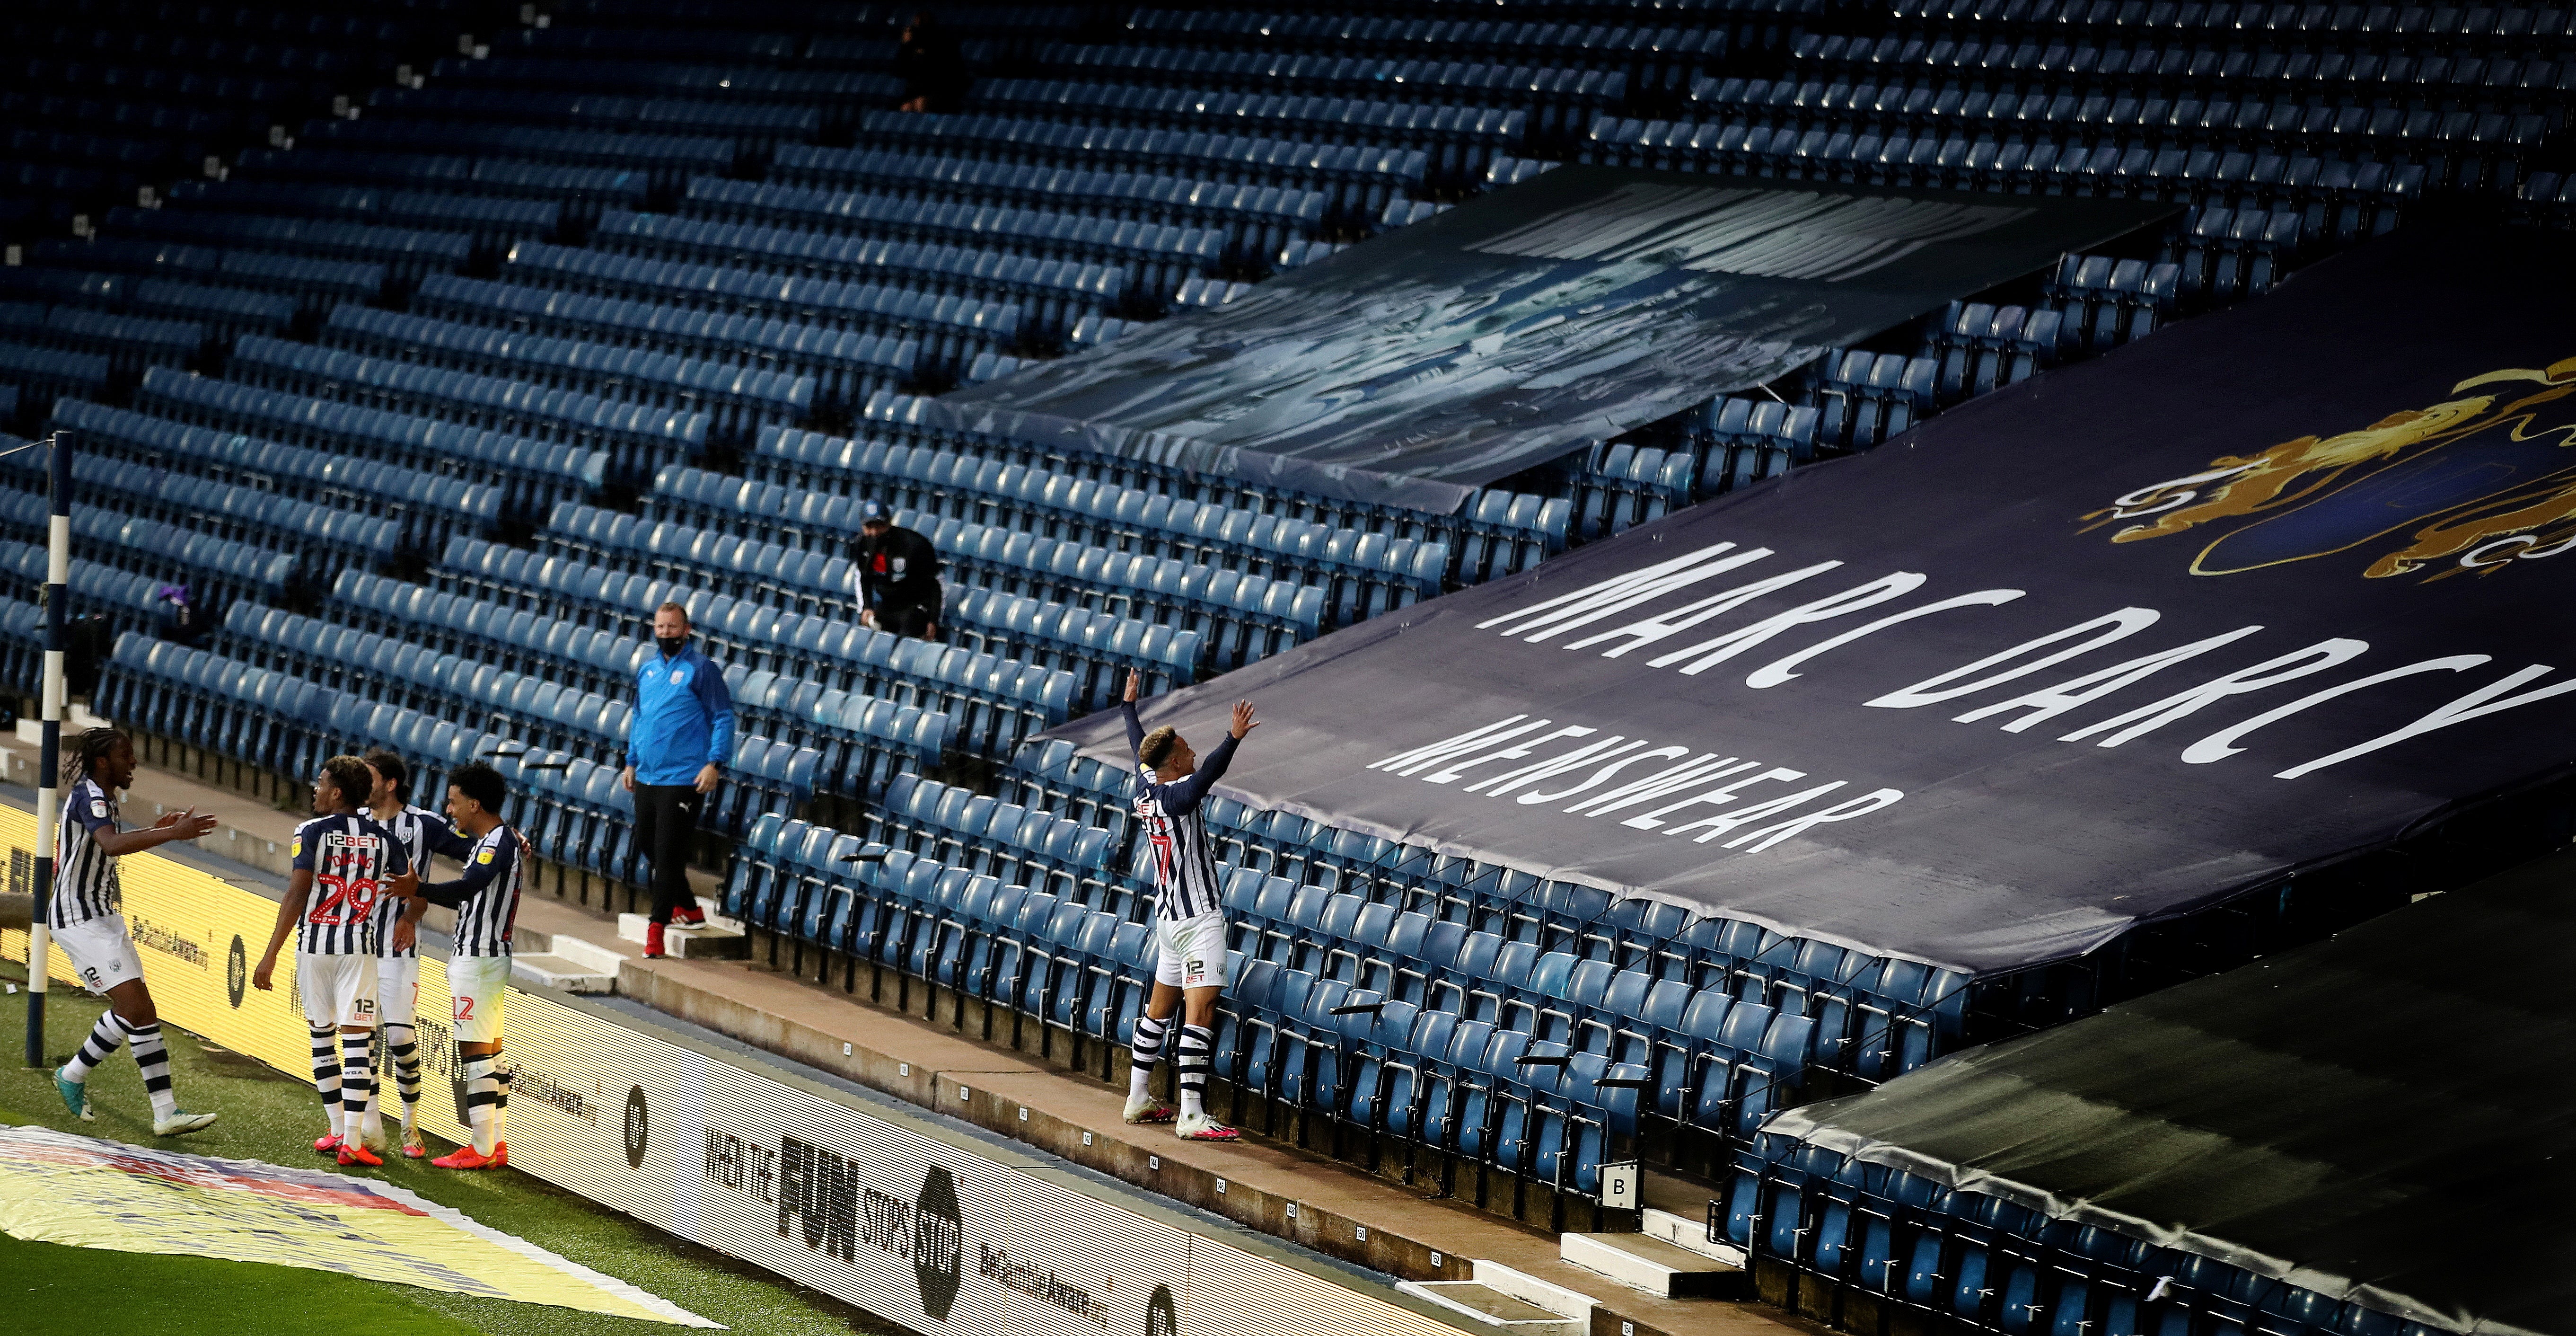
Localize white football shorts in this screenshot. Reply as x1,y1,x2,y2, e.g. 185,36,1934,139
298,952,378,1029
445,954,511,1044
53,915,143,997
1152,912,1232,990
375,955,422,1026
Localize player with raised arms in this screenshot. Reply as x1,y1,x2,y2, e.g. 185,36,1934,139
1119,671,1259,1142
48,727,222,1135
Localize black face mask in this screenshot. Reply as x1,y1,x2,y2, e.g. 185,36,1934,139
656,634,687,656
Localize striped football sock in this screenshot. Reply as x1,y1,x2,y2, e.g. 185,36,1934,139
385,1024,420,1130
1175,1025,1214,1120
310,1026,344,1137
63,1012,124,1082
340,1028,374,1129
119,1017,178,1120
1129,1015,1169,1100
462,1057,499,1156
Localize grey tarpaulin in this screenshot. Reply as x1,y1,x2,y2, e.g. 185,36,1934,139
932,168,2171,512
1764,846,2576,1336
1045,226,2576,975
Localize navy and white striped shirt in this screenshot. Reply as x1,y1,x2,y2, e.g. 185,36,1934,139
419,824,528,958
51,778,121,929
367,804,469,960
290,812,413,957
1123,701,1239,922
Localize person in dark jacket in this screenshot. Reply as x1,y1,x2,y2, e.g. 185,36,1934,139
853,504,943,640
620,601,734,957
896,12,969,113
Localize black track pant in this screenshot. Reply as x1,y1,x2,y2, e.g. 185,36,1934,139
875,598,939,639
633,782,701,923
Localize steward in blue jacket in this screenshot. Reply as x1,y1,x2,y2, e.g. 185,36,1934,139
621,602,734,954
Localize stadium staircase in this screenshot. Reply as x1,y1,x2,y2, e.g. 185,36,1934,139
5,1,2576,1333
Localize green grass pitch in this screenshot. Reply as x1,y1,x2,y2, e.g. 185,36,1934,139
0,984,908,1336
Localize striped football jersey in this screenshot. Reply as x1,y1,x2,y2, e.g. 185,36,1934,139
367,804,464,959
1120,700,1242,924
441,824,528,958
50,778,121,929
290,812,413,956
1133,769,1225,922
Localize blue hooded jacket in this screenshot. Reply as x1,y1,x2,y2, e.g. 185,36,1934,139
625,642,735,786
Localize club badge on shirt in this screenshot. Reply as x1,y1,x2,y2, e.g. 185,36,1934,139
290,836,303,857
670,668,688,685
89,799,106,818
477,848,494,864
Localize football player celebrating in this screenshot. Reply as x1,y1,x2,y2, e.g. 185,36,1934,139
412,762,529,1170
360,750,471,1159
254,755,415,1167
48,728,221,1135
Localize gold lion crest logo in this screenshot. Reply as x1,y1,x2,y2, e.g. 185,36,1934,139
2082,357,2576,580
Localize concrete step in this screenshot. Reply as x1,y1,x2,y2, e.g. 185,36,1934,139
1471,1260,1597,1325
510,931,622,994
546,932,625,973
1394,1282,1584,1335
512,954,615,993
1562,1232,1750,1299
1641,1206,1748,1267
617,911,749,958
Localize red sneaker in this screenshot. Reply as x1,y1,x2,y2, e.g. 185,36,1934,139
432,1145,501,1170
672,904,706,927
643,922,667,958
491,1141,508,1168
314,1133,345,1155
337,1141,383,1168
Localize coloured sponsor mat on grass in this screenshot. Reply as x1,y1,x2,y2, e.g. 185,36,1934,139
0,1122,720,1327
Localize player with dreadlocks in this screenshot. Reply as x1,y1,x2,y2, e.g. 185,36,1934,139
48,728,222,1134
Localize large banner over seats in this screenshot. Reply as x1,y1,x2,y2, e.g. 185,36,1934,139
1050,226,2576,975
933,168,2170,512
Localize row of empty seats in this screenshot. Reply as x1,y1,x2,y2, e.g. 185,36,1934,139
1724,1134,2446,1336
165,176,565,254
0,266,296,344
0,299,204,380
0,483,296,603
318,303,815,440
677,177,1233,311
53,395,506,552
31,235,387,311
1,428,401,566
